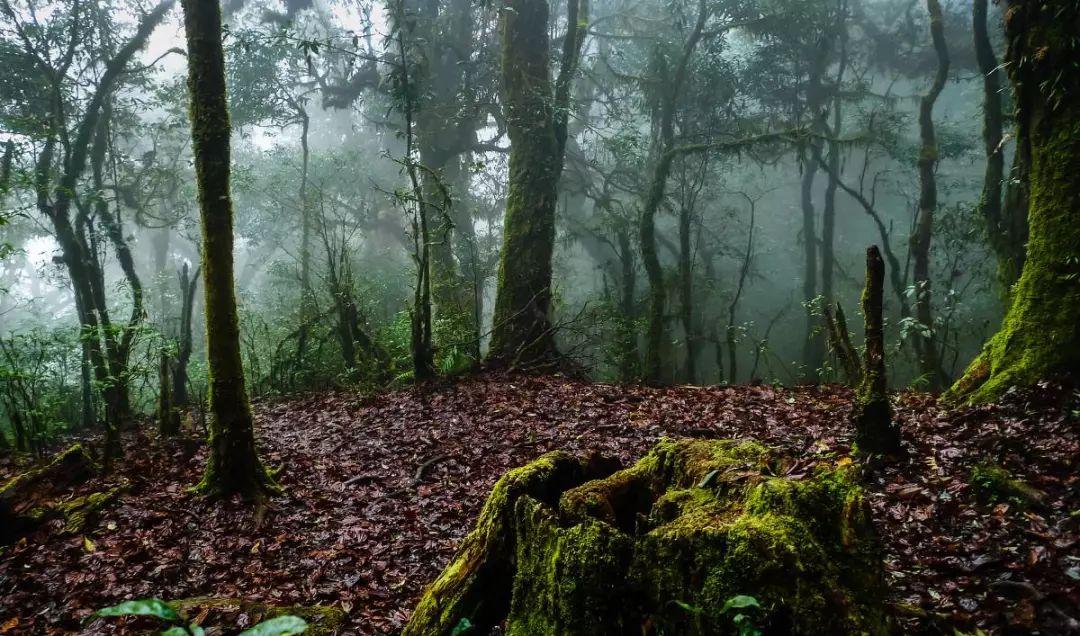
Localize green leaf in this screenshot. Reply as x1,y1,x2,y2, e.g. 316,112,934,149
720,595,761,614
94,599,180,622
162,627,190,636
451,617,474,635
238,615,308,636
188,625,206,636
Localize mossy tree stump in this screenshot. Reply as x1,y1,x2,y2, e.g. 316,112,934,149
405,439,889,636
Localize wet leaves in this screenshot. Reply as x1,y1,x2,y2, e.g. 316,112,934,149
0,375,1076,634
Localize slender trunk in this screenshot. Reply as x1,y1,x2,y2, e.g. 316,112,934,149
949,0,1080,402
911,0,950,391
678,200,695,383
182,0,276,499
173,263,199,408
799,143,823,378
974,0,1025,291
639,0,707,385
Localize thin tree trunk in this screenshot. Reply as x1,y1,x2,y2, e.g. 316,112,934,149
852,245,901,456
181,0,276,499
973,0,1026,291
911,0,950,391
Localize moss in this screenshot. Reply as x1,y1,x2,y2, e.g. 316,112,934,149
410,439,889,635
949,1,1080,403
58,483,126,534
970,463,1044,509
168,597,345,635
403,451,603,636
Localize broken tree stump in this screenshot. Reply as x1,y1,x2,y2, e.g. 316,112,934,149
405,439,889,636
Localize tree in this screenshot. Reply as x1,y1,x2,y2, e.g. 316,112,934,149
909,0,949,391
0,0,175,462
486,0,586,367
181,0,277,498
972,0,1025,292
948,0,1080,402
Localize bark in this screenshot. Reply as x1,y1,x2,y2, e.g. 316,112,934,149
182,0,276,499
974,0,1026,291
852,246,901,456
487,0,586,366
948,0,1080,403
911,0,949,392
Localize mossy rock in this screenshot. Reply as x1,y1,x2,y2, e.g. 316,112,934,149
405,439,889,636
167,597,346,635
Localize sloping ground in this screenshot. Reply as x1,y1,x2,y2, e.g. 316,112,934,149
0,375,1076,635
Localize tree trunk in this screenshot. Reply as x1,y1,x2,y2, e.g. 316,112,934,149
182,0,276,499
487,0,584,367
973,0,1026,292
852,246,900,456
948,0,1080,402
173,263,199,409
911,0,949,392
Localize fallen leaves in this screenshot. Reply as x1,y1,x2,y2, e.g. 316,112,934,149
0,375,1076,634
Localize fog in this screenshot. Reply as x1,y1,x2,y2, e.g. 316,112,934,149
1,0,1011,442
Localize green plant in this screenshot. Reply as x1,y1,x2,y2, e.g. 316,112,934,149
94,599,308,635
720,595,762,636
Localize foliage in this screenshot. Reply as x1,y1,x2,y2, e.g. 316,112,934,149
94,598,308,635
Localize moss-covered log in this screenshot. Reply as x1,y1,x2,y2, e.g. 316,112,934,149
948,0,1080,403
0,444,97,541
403,451,609,636
406,439,889,635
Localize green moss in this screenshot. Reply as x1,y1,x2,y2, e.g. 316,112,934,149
949,2,1080,403
410,439,888,635
403,451,600,636
58,483,126,534
970,463,1044,509
167,597,345,635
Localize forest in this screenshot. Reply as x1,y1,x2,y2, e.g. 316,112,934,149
0,0,1078,632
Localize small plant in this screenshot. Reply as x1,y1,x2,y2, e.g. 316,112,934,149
720,595,763,636
94,599,308,635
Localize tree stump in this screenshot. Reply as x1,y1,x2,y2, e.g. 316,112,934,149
405,439,889,635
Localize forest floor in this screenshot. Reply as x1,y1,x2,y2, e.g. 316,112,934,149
0,374,1077,635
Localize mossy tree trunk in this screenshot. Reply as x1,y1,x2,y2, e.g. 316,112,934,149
181,0,277,499
949,0,1080,402
973,0,1026,292
487,0,586,367
910,0,950,392
852,246,901,456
